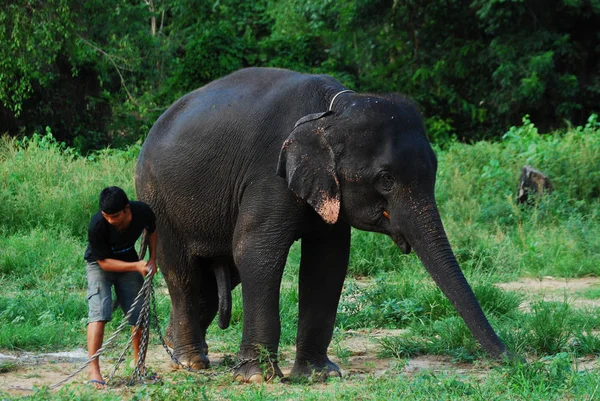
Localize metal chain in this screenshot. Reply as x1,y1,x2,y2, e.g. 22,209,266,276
147,282,281,381
9,243,277,390
148,282,223,377
107,272,154,386
44,272,154,390
132,294,152,384
130,229,155,385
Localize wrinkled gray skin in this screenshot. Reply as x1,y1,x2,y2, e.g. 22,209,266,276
135,67,511,382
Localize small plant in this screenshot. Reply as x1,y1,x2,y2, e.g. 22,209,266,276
473,284,522,317
380,298,425,326
221,354,235,368
0,361,18,373
337,275,433,329
378,335,425,359
255,344,279,382
426,316,481,362
569,330,600,357
501,353,575,396
526,300,573,355
331,329,352,366
420,287,454,321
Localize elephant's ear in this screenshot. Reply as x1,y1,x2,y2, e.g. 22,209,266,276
277,112,340,224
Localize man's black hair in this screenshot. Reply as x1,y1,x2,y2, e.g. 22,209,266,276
100,186,129,214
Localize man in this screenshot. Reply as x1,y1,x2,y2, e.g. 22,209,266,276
84,186,158,389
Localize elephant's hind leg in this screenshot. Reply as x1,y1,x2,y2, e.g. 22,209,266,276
161,247,217,370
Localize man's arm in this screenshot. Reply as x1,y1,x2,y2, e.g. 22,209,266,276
97,258,150,277
147,229,158,275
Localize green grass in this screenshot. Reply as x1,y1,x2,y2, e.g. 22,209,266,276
0,134,139,238
2,359,599,401
1,116,600,399
581,286,600,299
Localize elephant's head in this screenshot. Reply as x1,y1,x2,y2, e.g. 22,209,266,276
277,92,510,359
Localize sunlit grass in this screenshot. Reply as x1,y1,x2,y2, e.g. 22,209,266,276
2,357,599,401
1,117,600,399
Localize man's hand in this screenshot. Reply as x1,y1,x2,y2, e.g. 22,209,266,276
146,259,157,277
97,258,154,277
135,260,151,277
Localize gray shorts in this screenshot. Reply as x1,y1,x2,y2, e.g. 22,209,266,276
86,261,144,326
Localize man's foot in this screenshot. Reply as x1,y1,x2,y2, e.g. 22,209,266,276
89,379,106,389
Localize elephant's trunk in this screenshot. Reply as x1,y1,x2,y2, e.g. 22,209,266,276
392,195,509,358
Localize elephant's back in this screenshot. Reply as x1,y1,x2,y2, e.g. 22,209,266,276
148,69,324,140
135,68,341,254
138,68,342,186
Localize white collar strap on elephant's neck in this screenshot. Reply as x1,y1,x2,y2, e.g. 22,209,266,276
328,90,355,111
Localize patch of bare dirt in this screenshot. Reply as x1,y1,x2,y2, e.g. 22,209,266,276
3,276,599,396
0,329,489,396
329,329,487,378
497,276,599,292
0,345,190,396
496,276,600,310
0,349,88,395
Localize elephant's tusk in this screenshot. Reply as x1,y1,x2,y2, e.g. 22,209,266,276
383,210,390,219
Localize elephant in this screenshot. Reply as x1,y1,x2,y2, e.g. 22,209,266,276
135,67,511,383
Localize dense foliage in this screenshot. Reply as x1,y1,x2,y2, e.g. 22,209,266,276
1,1,599,152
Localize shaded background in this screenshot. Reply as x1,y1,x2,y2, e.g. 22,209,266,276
1,0,599,152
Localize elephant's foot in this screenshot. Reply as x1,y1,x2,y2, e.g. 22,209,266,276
169,353,210,370
289,359,342,382
232,358,283,383
163,325,208,354
164,324,174,349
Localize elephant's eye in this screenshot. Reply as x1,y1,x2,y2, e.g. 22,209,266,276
377,171,394,192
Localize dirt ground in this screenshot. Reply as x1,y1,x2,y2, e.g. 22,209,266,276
0,334,481,397
1,277,599,397
495,276,600,310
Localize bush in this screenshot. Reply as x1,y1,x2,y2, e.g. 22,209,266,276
0,132,139,238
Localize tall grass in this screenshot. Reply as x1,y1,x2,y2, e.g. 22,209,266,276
1,116,600,367
0,132,139,238
0,133,141,351
433,115,600,278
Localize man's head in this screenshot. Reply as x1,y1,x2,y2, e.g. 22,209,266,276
100,186,131,230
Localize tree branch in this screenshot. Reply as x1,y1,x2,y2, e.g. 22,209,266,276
76,34,139,106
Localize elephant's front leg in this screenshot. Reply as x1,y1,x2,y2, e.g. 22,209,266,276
232,226,294,383
291,223,351,380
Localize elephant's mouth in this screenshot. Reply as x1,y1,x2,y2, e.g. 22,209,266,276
392,233,412,254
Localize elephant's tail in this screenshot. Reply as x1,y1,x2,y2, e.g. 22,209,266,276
213,262,232,329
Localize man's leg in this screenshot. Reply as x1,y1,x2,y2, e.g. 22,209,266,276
86,261,113,389
87,321,106,388
132,326,143,368
115,271,146,371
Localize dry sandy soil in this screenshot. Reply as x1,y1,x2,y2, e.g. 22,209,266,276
0,334,481,397
496,276,600,310
1,277,599,397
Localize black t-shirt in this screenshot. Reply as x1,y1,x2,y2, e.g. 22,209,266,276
84,201,156,263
